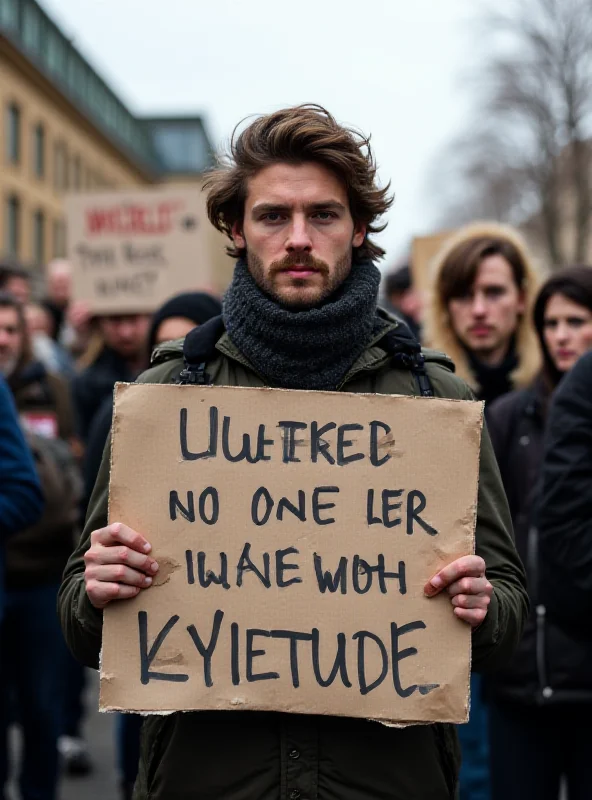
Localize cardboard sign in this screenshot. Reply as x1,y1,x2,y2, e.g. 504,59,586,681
101,384,483,724
66,188,211,314
411,231,454,294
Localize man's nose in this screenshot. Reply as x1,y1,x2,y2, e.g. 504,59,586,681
471,293,487,316
285,215,312,252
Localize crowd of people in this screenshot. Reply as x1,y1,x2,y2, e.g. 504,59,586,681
1,103,591,800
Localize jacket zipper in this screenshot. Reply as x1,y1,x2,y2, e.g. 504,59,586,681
527,525,551,698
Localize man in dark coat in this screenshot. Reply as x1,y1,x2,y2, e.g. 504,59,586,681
59,104,528,800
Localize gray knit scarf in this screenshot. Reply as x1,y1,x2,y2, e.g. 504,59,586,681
222,258,384,390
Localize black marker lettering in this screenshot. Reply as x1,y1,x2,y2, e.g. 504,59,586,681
311,422,336,465
311,628,352,688
198,487,219,526
337,423,364,466
353,630,389,695
251,487,274,526
170,490,195,522
278,421,307,463
187,609,224,688
407,490,438,536
276,547,302,588
197,551,230,589
370,421,392,467
180,406,218,461
236,543,271,588
312,486,339,525
271,630,313,688
246,629,279,682
277,491,306,522
138,612,188,685
313,553,348,594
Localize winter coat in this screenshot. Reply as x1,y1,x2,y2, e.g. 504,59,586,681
538,351,592,634
0,377,44,615
487,379,592,705
58,316,528,800
424,222,541,395
5,361,81,588
72,346,138,441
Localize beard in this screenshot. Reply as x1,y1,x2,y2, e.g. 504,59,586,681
247,250,353,309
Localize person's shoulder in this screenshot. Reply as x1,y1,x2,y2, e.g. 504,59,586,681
561,351,592,394
422,355,474,401
489,386,533,419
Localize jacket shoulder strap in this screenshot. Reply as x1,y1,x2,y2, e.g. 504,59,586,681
380,326,437,398
178,315,225,385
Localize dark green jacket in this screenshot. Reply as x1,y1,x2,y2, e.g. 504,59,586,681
58,319,528,800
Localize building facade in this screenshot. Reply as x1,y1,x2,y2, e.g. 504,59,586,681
0,0,234,290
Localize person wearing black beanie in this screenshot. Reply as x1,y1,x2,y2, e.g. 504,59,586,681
146,291,222,358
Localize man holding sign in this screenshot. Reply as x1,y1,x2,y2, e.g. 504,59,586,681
59,105,527,800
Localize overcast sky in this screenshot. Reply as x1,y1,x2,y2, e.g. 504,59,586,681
40,0,477,269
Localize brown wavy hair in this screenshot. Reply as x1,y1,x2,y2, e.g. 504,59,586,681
205,104,393,263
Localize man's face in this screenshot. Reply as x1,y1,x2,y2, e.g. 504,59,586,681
48,269,71,306
0,306,23,376
4,277,30,305
99,314,150,360
232,162,366,308
447,254,525,361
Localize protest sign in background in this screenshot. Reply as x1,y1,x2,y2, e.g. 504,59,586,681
100,384,483,724
411,230,454,295
66,187,211,314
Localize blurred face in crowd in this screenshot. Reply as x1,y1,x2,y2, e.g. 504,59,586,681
47,261,72,307
232,162,366,308
0,306,23,376
155,317,197,345
447,254,525,365
543,293,592,374
99,314,150,360
3,276,31,305
25,304,54,338
389,288,423,324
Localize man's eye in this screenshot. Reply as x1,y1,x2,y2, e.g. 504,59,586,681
262,212,284,222
313,211,335,221
485,287,505,299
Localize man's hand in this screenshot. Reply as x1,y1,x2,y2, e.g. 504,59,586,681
84,523,159,610
424,555,492,628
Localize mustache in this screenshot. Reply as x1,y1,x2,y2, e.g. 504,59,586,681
269,253,329,275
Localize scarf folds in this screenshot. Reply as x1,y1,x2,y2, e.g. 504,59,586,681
222,258,383,391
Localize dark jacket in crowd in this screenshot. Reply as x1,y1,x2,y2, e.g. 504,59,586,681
538,351,592,632
0,376,44,614
73,347,138,442
9,360,75,442
59,321,528,800
5,361,81,589
487,378,591,704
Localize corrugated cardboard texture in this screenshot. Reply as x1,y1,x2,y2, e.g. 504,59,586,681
66,187,211,314
101,385,483,724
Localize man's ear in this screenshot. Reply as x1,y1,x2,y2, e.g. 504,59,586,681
352,223,366,249
231,222,246,250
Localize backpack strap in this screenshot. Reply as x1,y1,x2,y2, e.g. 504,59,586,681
177,315,225,385
381,325,435,398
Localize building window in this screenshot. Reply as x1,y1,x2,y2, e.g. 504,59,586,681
5,195,20,257
32,210,45,265
53,219,66,258
5,103,20,165
32,123,45,178
53,141,68,191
